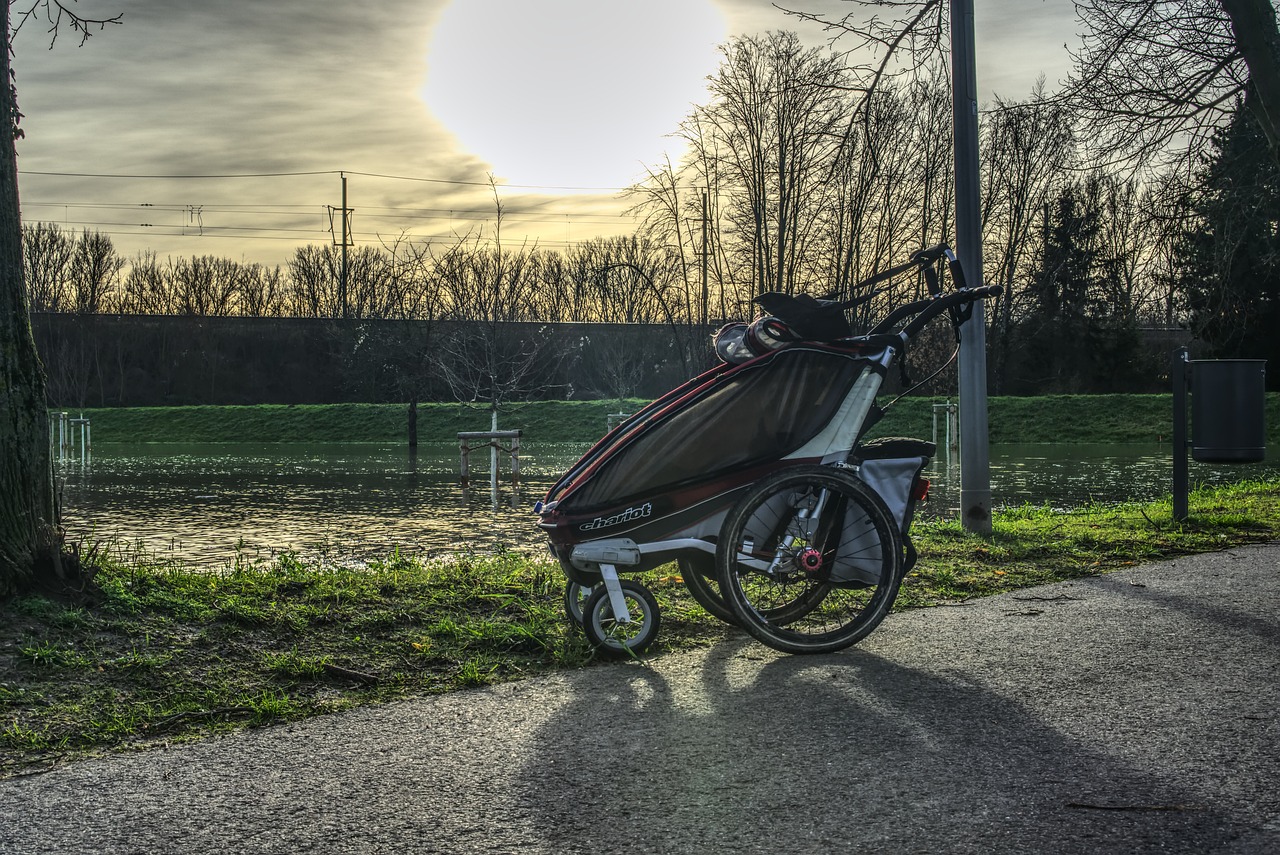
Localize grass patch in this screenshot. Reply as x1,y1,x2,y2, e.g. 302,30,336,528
2,479,1278,776
0,545,725,776
900,479,1280,606
76,400,652,445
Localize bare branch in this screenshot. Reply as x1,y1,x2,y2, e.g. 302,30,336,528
12,1,124,49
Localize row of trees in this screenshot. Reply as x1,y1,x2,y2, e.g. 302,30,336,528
22,224,686,326
23,40,1268,393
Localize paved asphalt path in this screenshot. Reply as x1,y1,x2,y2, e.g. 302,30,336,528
2,543,1278,854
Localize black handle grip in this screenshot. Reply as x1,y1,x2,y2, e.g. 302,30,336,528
923,265,942,297
910,244,951,264
946,252,968,291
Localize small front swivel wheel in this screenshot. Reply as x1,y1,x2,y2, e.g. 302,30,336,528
582,580,661,658
563,581,594,627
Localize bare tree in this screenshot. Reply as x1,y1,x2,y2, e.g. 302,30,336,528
625,155,706,324
1067,0,1252,166
235,262,286,317
287,244,339,318
434,185,563,424
690,32,852,299
979,80,1076,388
118,250,173,315
168,255,239,317
67,228,123,313
780,0,1280,165
22,221,73,312
286,244,399,319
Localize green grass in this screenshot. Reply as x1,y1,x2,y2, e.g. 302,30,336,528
874,393,1280,445
902,478,1280,606
72,400,651,445
3,478,1279,777
68,394,1280,445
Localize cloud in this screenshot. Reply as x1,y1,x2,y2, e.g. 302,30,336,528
9,0,1078,267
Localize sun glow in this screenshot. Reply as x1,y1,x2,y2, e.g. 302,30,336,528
423,0,727,191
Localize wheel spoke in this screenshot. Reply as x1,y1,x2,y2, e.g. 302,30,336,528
717,465,903,654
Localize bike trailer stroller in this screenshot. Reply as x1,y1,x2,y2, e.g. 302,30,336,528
535,246,1000,657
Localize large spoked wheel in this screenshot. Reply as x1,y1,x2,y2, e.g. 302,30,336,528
582,580,662,658
679,555,738,625
716,465,903,655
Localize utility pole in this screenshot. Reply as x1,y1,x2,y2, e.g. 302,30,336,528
340,172,350,320
329,173,354,319
951,0,992,534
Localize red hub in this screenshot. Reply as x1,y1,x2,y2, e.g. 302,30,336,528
797,547,823,573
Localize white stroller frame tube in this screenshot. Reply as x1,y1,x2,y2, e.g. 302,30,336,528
784,346,896,464
598,564,631,623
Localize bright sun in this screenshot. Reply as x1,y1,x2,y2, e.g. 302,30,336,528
423,0,727,191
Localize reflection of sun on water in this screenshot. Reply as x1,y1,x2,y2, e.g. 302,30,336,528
422,0,727,190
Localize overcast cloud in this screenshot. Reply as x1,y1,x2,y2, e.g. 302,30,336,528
10,0,1077,267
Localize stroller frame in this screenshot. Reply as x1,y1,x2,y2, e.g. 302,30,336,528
536,245,1001,656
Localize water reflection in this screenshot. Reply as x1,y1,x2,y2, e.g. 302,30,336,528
57,442,576,569
932,443,1279,513
56,441,1276,568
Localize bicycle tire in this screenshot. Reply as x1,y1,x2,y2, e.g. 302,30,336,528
716,464,903,655
679,555,738,625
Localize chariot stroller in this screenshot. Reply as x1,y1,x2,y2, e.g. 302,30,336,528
535,245,1000,657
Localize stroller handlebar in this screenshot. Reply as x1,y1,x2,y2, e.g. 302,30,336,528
744,248,1000,354
856,284,1000,343
899,285,1002,340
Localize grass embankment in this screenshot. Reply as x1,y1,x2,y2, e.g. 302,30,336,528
71,393,1280,445
4,479,1279,776
73,400,651,445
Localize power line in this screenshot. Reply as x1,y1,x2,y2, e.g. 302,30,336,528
22,200,642,228
19,168,635,192
21,170,337,180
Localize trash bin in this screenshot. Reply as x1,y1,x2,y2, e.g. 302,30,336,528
1191,359,1267,463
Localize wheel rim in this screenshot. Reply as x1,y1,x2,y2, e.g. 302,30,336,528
720,467,901,651
591,593,652,650
679,556,737,625
584,581,660,656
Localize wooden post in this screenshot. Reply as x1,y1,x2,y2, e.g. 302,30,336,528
457,430,523,493
1173,348,1189,522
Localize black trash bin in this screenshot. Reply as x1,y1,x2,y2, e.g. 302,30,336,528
1191,359,1267,463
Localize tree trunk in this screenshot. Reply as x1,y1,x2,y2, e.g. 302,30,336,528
1,7,60,597
1220,0,1280,159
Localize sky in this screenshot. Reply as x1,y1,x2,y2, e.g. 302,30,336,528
10,0,1078,269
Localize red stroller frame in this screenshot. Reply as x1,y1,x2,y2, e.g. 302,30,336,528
535,246,1000,657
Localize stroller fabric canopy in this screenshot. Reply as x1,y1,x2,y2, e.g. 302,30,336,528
559,345,874,513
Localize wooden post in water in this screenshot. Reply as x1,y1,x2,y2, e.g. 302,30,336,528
457,430,523,498
490,411,499,508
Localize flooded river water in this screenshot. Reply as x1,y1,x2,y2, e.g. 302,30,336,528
56,442,1279,568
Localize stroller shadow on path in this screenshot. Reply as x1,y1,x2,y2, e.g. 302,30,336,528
515,630,1268,855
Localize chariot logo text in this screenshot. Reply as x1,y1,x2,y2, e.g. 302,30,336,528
579,503,652,531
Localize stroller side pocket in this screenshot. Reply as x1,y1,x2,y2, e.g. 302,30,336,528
853,437,935,572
